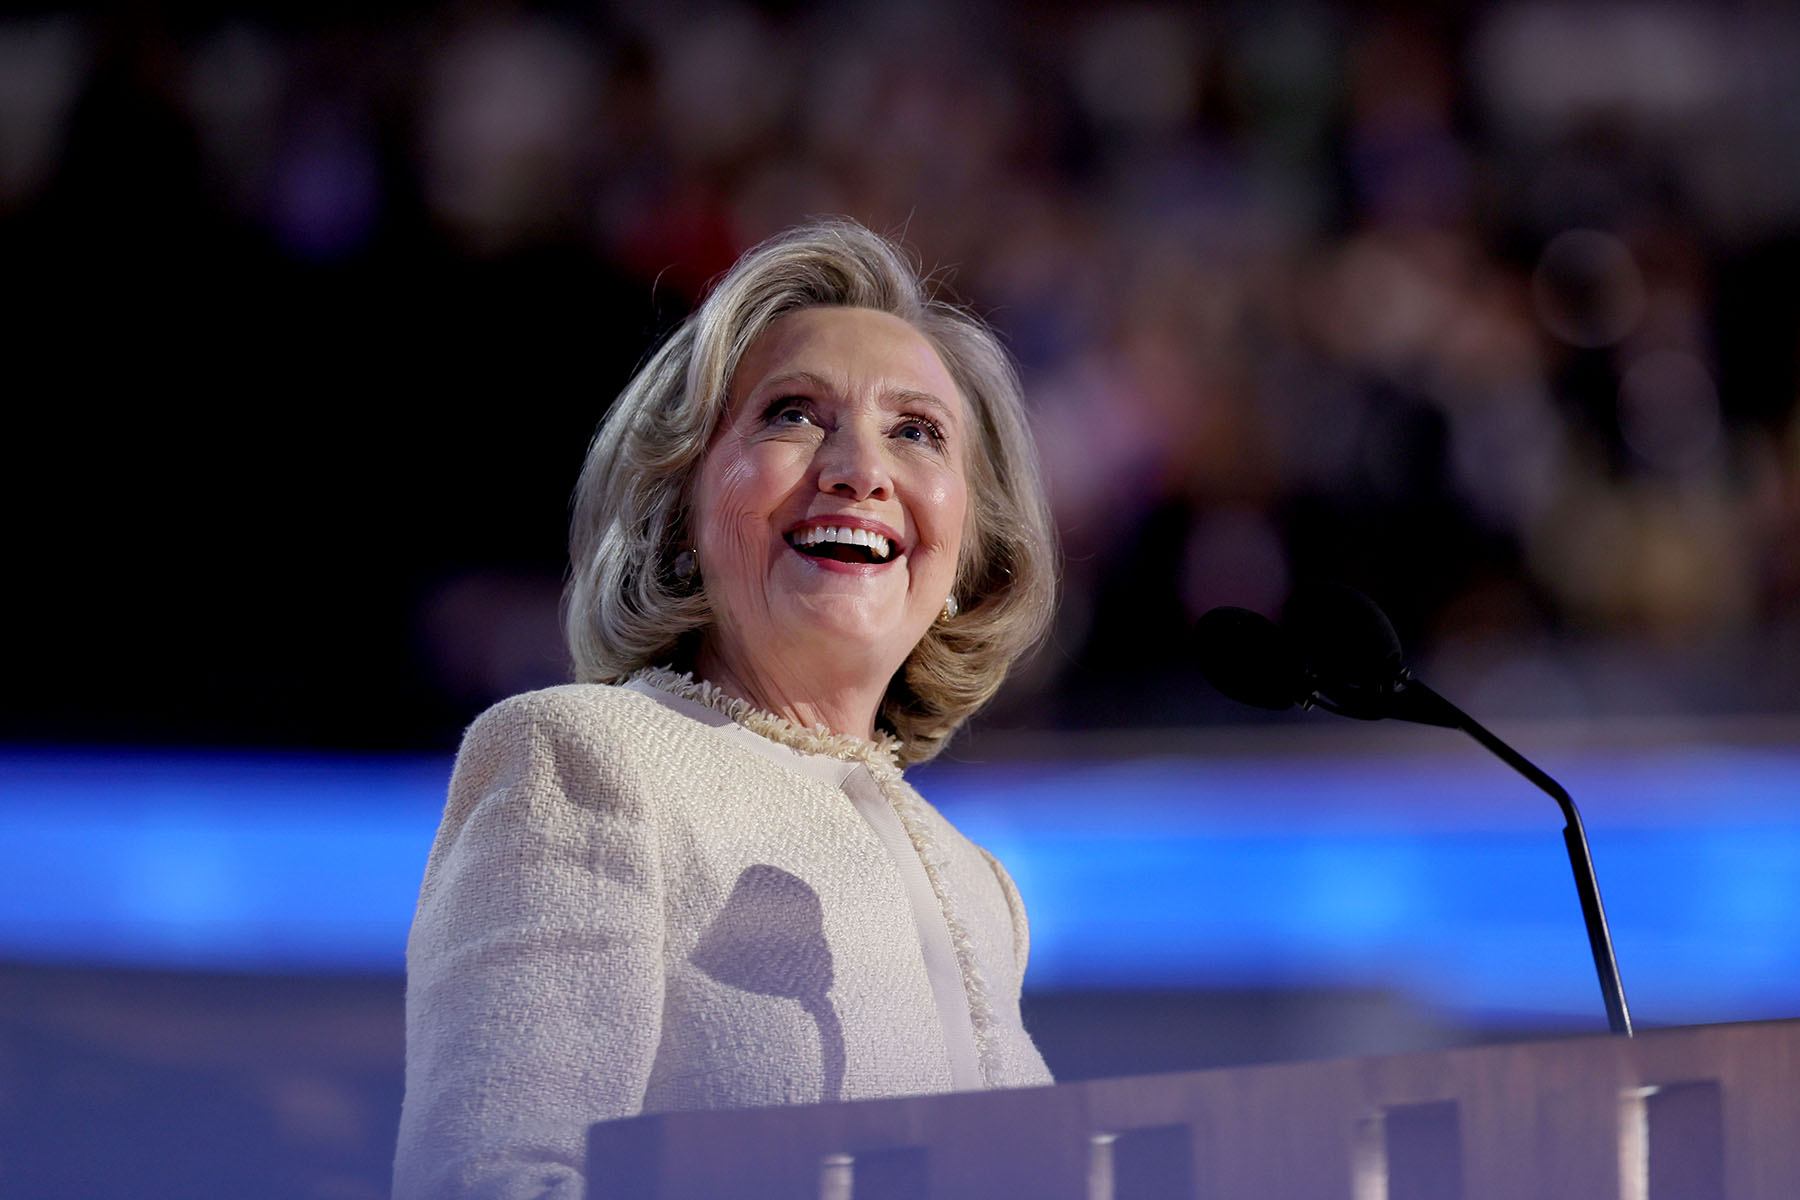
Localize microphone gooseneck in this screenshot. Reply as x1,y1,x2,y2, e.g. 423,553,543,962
1194,586,1634,1037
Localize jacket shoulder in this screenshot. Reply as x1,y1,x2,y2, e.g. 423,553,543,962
441,683,673,820
460,680,690,761
462,681,648,740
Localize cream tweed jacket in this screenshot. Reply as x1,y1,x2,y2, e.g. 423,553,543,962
393,670,1053,1199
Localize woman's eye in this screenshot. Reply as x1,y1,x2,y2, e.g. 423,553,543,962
896,417,946,446
765,398,815,426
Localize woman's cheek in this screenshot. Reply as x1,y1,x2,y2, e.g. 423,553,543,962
917,472,968,555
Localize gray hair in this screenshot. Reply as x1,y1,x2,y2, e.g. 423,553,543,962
565,218,1057,765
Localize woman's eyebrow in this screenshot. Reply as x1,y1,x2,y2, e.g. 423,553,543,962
756,370,836,398
886,388,959,425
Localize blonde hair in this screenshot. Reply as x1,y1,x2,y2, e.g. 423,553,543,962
565,218,1056,765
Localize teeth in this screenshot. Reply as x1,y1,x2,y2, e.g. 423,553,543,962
790,525,893,560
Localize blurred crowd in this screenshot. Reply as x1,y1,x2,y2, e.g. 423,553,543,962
7,1,1799,745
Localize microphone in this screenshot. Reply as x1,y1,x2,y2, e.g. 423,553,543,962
1279,584,1459,728
1282,583,1401,706
1193,587,1454,726
1196,586,1634,1037
1193,606,1310,711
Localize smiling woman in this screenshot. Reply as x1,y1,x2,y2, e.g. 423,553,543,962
393,220,1060,1199
563,219,1056,765
691,306,971,742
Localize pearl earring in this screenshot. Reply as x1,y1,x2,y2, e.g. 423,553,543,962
939,595,959,622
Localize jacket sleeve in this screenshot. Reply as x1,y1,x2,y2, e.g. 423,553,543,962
978,845,1032,981
393,690,665,1200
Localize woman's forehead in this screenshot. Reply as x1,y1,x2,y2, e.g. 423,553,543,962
732,307,964,412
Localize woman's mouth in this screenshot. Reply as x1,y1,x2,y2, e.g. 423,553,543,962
785,524,897,565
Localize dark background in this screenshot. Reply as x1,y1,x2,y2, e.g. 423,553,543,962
4,3,1799,1196
9,0,1797,754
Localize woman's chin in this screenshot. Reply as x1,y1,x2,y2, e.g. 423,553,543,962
768,605,925,676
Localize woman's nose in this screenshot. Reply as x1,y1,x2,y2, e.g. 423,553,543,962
816,425,892,500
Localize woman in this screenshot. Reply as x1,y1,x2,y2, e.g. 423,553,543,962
393,219,1059,1199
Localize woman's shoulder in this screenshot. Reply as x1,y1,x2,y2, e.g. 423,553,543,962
449,682,693,785
464,681,652,738
455,679,767,778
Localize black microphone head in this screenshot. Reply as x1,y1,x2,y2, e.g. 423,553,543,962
1281,584,1404,715
1194,606,1312,711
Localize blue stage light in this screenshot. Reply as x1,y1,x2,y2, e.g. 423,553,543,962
2,740,1796,1027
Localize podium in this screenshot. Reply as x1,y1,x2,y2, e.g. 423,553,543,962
587,1018,1800,1199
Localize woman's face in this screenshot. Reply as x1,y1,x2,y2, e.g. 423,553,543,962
690,306,970,703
